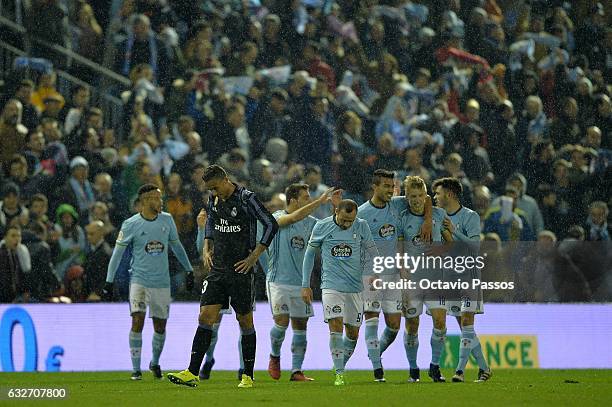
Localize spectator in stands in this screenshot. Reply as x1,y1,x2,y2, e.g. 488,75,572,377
549,97,581,148
588,94,611,149
53,203,86,281
89,201,116,244
0,183,29,238
248,88,290,159
303,165,333,219
0,99,28,165
0,225,31,302
27,193,56,243
114,14,170,86
22,220,57,301
83,220,112,301
524,141,555,196
13,80,40,131
31,72,64,113
4,154,40,200
483,185,535,241
23,131,45,176
225,41,259,76
59,156,95,222
26,0,70,68
585,201,610,241
398,147,432,186
71,1,103,64
62,86,91,136
501,173,545,234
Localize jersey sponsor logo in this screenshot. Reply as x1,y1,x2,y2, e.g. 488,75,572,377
290,236,305,250
215,218,242,233
145,240,165,255
378,224,396,238
331,243,352,258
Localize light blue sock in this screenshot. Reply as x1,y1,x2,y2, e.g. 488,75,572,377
291,330,307,372
470,328,488,370
457,325,475,372
205,323,220,362
129,331,142,372
365,318,382,369
379,327,399,355
239,336,244,370
343,336,358,367
330,332,344,374
269,323,287,357
151,331,166,366
430,328,447,366
403,332,419,369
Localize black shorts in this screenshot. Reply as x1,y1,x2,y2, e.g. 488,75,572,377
200,271,255,315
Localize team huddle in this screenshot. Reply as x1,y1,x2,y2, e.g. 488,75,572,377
105,165,492,388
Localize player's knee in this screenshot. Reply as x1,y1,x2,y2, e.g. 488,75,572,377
291,318,308,331
328,318,343,333
131,314,145,332
405,317,419,333
198,310,215,326
345,326,359,340
236,313,254,330
461,313,474,327
274,314,290,327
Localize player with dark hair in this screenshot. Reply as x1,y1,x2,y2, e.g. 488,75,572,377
168,165,278,389
266,183,334,381
104,184,194,381
302,199,379,386
432,177,492,383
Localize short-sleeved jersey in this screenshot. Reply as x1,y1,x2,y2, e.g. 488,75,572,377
358,197,406,275
398,207,446,256
115,212,180,288
447,206,481,242
204,184,277,273
267,210,317,286
308,216,375,293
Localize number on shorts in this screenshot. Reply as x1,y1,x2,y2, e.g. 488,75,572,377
439,296,445,305
201,280,208,294
356,312,362,323
463,298,470,308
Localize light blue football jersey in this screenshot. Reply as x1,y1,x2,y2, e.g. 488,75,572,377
112,212,191,288
358,197,406,275
398,207,446,255
447,206,481,241
308,216,376,293
267,210,317,286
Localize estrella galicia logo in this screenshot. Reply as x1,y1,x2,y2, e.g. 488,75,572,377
331,243,352,259
332,305,342,314
379,224,396,238
290,236,305,250
145,240,165,256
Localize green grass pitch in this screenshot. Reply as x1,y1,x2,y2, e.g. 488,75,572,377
1,369,611,406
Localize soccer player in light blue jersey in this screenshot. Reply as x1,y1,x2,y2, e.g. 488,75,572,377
398,176,449,383
433,177,492,383
358,170,412,382
104,184,194,381
301,200,379,386
266,183,334,381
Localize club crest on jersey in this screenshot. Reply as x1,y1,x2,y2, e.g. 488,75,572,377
379,224,396,238
145,240,165,255
231,207,238,217
331,243,352,258
290,236,305,250
116,230,124,242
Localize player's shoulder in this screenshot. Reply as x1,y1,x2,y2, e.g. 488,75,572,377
315,215,334,228
358,200,371,211
121,213,142,228
355,217,369,227
459,206,480,220
432,207,447,219
159,211,174,220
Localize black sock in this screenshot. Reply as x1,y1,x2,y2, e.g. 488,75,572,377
188,325,212,375
241,328,256,378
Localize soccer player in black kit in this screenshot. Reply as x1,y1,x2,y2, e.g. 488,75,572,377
168,165,278,388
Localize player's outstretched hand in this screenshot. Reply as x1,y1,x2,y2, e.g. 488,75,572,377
185,271,194,291
331,188,343,208
196,209,208,228
301,287,313,305
318,187,336,203
234,254,257,274
101,282,113,302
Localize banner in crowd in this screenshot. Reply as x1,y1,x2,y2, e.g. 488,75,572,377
1,303,610,372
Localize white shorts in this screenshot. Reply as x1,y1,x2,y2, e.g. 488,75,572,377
447,297,484,316
402,290,447,319
362,274,402,314
322,289,363,327
266,281,314,318
129,283,171,319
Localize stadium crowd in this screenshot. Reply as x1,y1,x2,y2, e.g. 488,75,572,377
0,0,610,304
